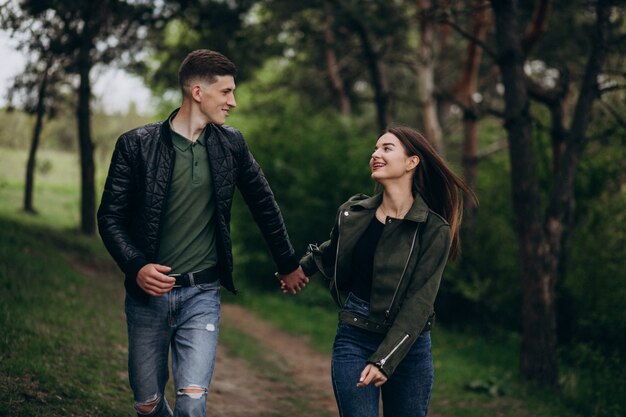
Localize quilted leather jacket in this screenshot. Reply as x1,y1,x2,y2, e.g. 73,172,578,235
97,113,299,301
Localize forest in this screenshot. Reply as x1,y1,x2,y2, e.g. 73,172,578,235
1,1,625,416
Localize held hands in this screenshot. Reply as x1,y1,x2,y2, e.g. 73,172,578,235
277,266,309,295
136,263,175,296
357,364,388,388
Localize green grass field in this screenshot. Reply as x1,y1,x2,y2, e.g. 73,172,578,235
0,217,131,416
0,145,609,416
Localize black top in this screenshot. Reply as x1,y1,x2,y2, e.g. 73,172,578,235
349,216,385,302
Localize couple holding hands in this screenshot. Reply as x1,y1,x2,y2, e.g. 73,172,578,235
98,49,475,417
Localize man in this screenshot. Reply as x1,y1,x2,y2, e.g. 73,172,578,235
97,49,308,416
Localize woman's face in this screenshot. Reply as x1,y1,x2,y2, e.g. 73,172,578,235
370,133,419,183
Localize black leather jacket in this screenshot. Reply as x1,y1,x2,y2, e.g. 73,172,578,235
97,114,298,301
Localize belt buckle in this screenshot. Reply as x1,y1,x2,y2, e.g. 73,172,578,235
170,273,183,287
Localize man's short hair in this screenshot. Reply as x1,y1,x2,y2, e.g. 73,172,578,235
178,49,237,95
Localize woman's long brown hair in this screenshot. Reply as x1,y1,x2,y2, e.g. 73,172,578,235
385,126,477,260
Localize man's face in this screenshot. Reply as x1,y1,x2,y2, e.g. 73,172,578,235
197,75,237,125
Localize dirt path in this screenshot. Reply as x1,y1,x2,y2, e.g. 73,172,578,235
210,304,445,417
208,303,337,417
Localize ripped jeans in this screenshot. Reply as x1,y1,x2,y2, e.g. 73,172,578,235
125,280,221,416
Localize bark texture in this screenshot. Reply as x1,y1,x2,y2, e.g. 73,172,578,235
491,0,610,386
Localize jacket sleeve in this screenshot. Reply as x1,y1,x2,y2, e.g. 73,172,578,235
300,195,365,278
299,208,340,278
367,222,451,377
97,135,148,279
232,130,299,275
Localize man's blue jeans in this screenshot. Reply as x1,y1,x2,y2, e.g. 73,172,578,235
125,280,221,416
331,293,434,417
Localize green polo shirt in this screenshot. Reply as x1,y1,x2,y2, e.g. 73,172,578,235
156,120,218,274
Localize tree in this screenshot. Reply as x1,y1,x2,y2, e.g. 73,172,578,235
12,59,66,214
146,0,272,95
323,0,351,117
490,0,613,385
416,0,445,154
1,2,69,214
5,0,161,234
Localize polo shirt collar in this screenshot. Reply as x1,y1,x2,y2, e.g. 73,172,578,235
168,115,208,151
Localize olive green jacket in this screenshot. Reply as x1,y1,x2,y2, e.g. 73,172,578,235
300,193,451,377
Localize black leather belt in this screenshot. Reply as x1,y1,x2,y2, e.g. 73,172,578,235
170,266,219,287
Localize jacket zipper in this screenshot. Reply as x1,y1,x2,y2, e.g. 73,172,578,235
376,333,410,367
332,210,344,306
385,224,420,319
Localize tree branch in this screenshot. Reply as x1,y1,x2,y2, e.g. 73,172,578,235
521,0,552,56
438,15,497,60
599,99,626,129
567,0,611,146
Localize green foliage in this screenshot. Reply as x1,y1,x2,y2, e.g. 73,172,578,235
0,108,36,149
560,343,626,417
1,104,153,153
224,59,374,291
145,0,277,94
438,121,521,329
549,111,626,351
465,374,512,397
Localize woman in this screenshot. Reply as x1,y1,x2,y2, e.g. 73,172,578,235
296,126,476,417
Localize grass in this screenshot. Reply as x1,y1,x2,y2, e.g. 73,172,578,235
0,146,112,229
1,148,80,229
0,217,131,416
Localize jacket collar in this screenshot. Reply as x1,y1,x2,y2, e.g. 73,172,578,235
350,192,430,223
160,109,178,148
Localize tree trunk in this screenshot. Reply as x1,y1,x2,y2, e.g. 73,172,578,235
491,0,610,387
456,0,490,206
352,20,391,133
521,0,552,56
324,2,351,117
23,67,49,214
490,0,558,386
416,0,444,154
77,44,96,235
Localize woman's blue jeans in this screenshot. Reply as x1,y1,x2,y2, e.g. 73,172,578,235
125,281,221,416
331,293,434,417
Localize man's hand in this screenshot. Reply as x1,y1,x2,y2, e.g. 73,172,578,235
357,364,388,388
136,263,175,296
278,266,309,295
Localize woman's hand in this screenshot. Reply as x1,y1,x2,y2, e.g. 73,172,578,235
357,364,388,388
